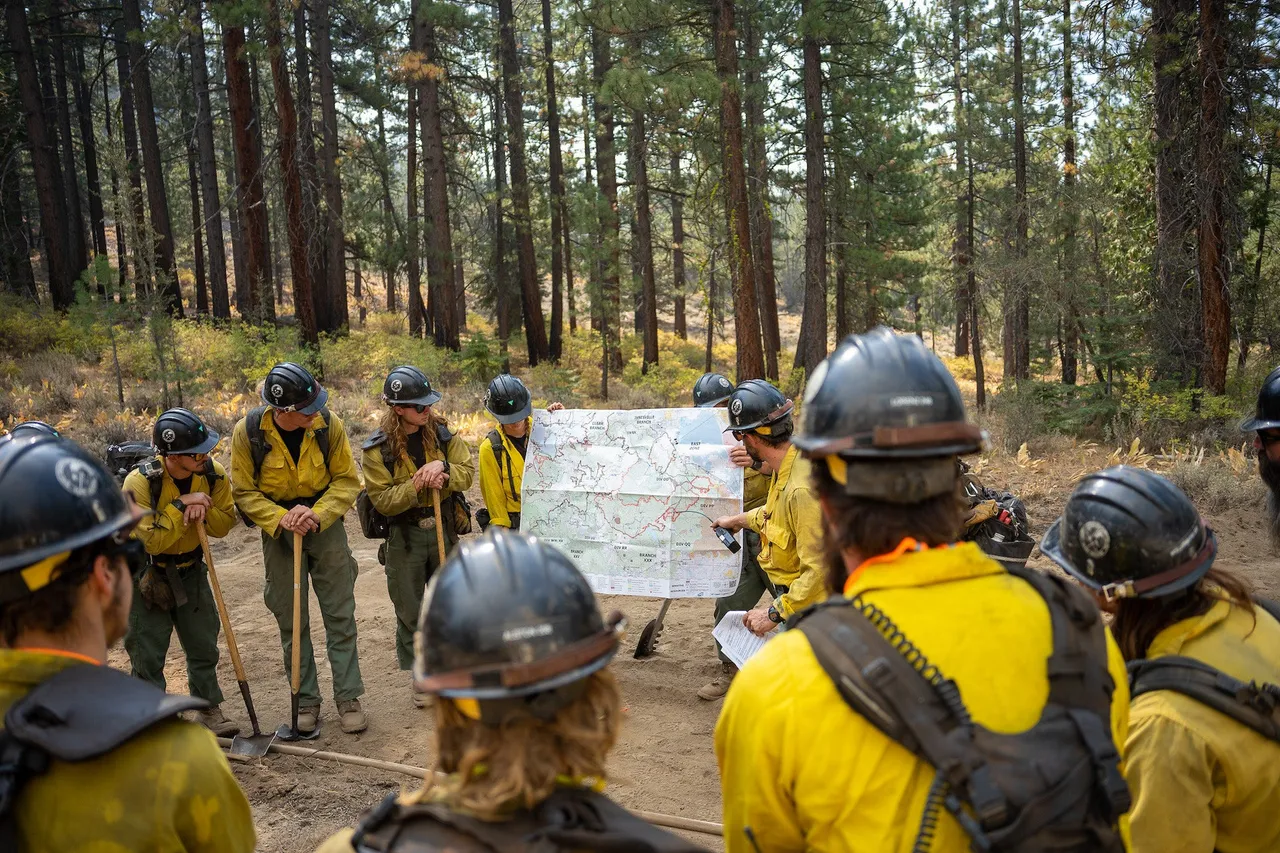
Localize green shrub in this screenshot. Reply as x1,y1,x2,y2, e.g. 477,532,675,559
0,295,64,357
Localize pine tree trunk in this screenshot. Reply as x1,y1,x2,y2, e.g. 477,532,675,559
968,151,985,408
189,0,230,318
406,0,423,336
313,0,346,331
8,0,73,307
121,0,182,314
671,151,687,340
374,56,397,313
1197,0,1229,394
629,67,659,371
951,0,971,357
544,0,565,360
295,0,328,330
592,21,622,371
795,0,825,376
743,2,779,379
582,88,597,334
0,80,38,299
500,0,549,364
179,51,208,315
1239,158,1270,369
1010,0,1029,380
714,0,766,381
101,56,128,298
70,43,106,259
705,250,716,372
114,21,147,299
1060,0,1078,384
354,252,365,324
249,52,277,313
222,20,272,322
492,77,512,349
265,0,319,346
49,7,88,279
421,6,458,349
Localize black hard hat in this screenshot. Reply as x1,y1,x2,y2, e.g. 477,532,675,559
693,373,735,408
383,365,442,408
725,380,794,434
1241,365,1280,432
484,374,533,425
414,528,625,710
153,408,219,456
1041,466,1216,601
260,362,327,415
794,327,986,460
0,436,139,590
2,421,60,442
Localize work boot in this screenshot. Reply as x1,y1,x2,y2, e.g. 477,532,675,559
412,682,432,709
297,705,320,735
339,699,367,733
697,662,738,701
198,705,242,738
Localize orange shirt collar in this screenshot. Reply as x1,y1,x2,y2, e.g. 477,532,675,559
15,647,103,666
843,537,948,597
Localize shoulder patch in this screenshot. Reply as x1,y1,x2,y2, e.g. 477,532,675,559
362,429,388,451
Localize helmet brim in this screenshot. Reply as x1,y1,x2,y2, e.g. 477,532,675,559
0,507,141,575
697,395,731,408
488,401,533,425
262,383,328,415
388,389,443,408
423,642,618,700
175,430,220,456
1241,416,1280,433
1038,517,1085,583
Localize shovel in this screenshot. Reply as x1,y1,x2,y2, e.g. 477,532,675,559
197,521,275,759
431,487,447,566
276,530,321,741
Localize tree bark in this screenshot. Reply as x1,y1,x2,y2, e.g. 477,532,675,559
544,0,566,360
968,150,984,408
8,0,73,307
122,0,182,314
491,74,512,350
49,7,88,279
629,68,659,372
1009,0,1029,379
671,151,687,339
189,0,230,318
1060,0,1078,384
795,0,825,377
1197,0,1229,394
405,0,423,336
1239,157,1270,369
249,52,277,312
499,0,549,364
743,1,779,379
0,83,38,299
101,54,128,298
714,0,766,381
374,55,397,313
582,88,596,333
420,5,458,349
70,42,106,260
705,250,716,372
222,19,272,322
114,20,147,299
313,0,347,331
265,0,319,345
951,0,970,356
179,50,208,314
592,21,622,371
294,0,328,330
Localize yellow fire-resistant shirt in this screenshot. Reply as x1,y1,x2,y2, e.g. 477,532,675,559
230,408,361,538
715,542,1132,853
362,424,475,517
1125,598,1280,853
744,444,826,618
0,650,255,852
477,424,526,528
124,459,237,557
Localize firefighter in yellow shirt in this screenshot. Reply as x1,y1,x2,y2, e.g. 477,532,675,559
1042,466,1280,853
123,407,240,736
231,361,366,735
362,366,474,706
716,327,1132,852
712,379,826,637
692,373,773,700
0,434,254,852
476,374,563,531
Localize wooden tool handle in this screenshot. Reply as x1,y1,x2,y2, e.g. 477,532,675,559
431,488,446,565
197,521,247,683
291,530,303,694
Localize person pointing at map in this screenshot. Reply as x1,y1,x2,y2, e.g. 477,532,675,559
476,374,563,531
712,379,826,637
693,373,776,701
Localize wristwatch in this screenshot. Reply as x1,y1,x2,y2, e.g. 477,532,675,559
171,498,186,513
767,605,783,624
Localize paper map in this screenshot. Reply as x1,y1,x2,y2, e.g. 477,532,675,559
521,408,744,598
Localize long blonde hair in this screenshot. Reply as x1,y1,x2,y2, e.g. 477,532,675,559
421,670,622,819
378,404,447,464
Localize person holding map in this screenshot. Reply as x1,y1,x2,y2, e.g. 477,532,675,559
476,373,563,531
313,528,708,853
693,372,776,701
362,365,474,708
712,379,826,638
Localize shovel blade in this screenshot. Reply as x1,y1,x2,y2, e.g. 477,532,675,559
274,721,321,741
228,731,276,760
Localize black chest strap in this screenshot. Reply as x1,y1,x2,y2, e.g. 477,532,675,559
1129,656,1280,743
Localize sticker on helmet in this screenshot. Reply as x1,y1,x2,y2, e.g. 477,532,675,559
54,457,99,498
271,383,284,399
718,377,731,388
730,398,744,416
390,378,403,393
803,359,830,405
161,428,176,445
1078,520,1111,559
889,395,934,408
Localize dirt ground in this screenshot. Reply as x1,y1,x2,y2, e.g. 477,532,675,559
105,445,1280,853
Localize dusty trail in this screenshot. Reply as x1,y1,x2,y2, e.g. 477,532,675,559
105,455,1280,853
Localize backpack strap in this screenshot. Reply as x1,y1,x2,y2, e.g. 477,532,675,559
133,457,165,512
1129,655,1280,744
316,408,331,464
246,406,271,484
487,429,515,498
0,664,208,850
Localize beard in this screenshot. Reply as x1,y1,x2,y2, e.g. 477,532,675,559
1261,453,1280,547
